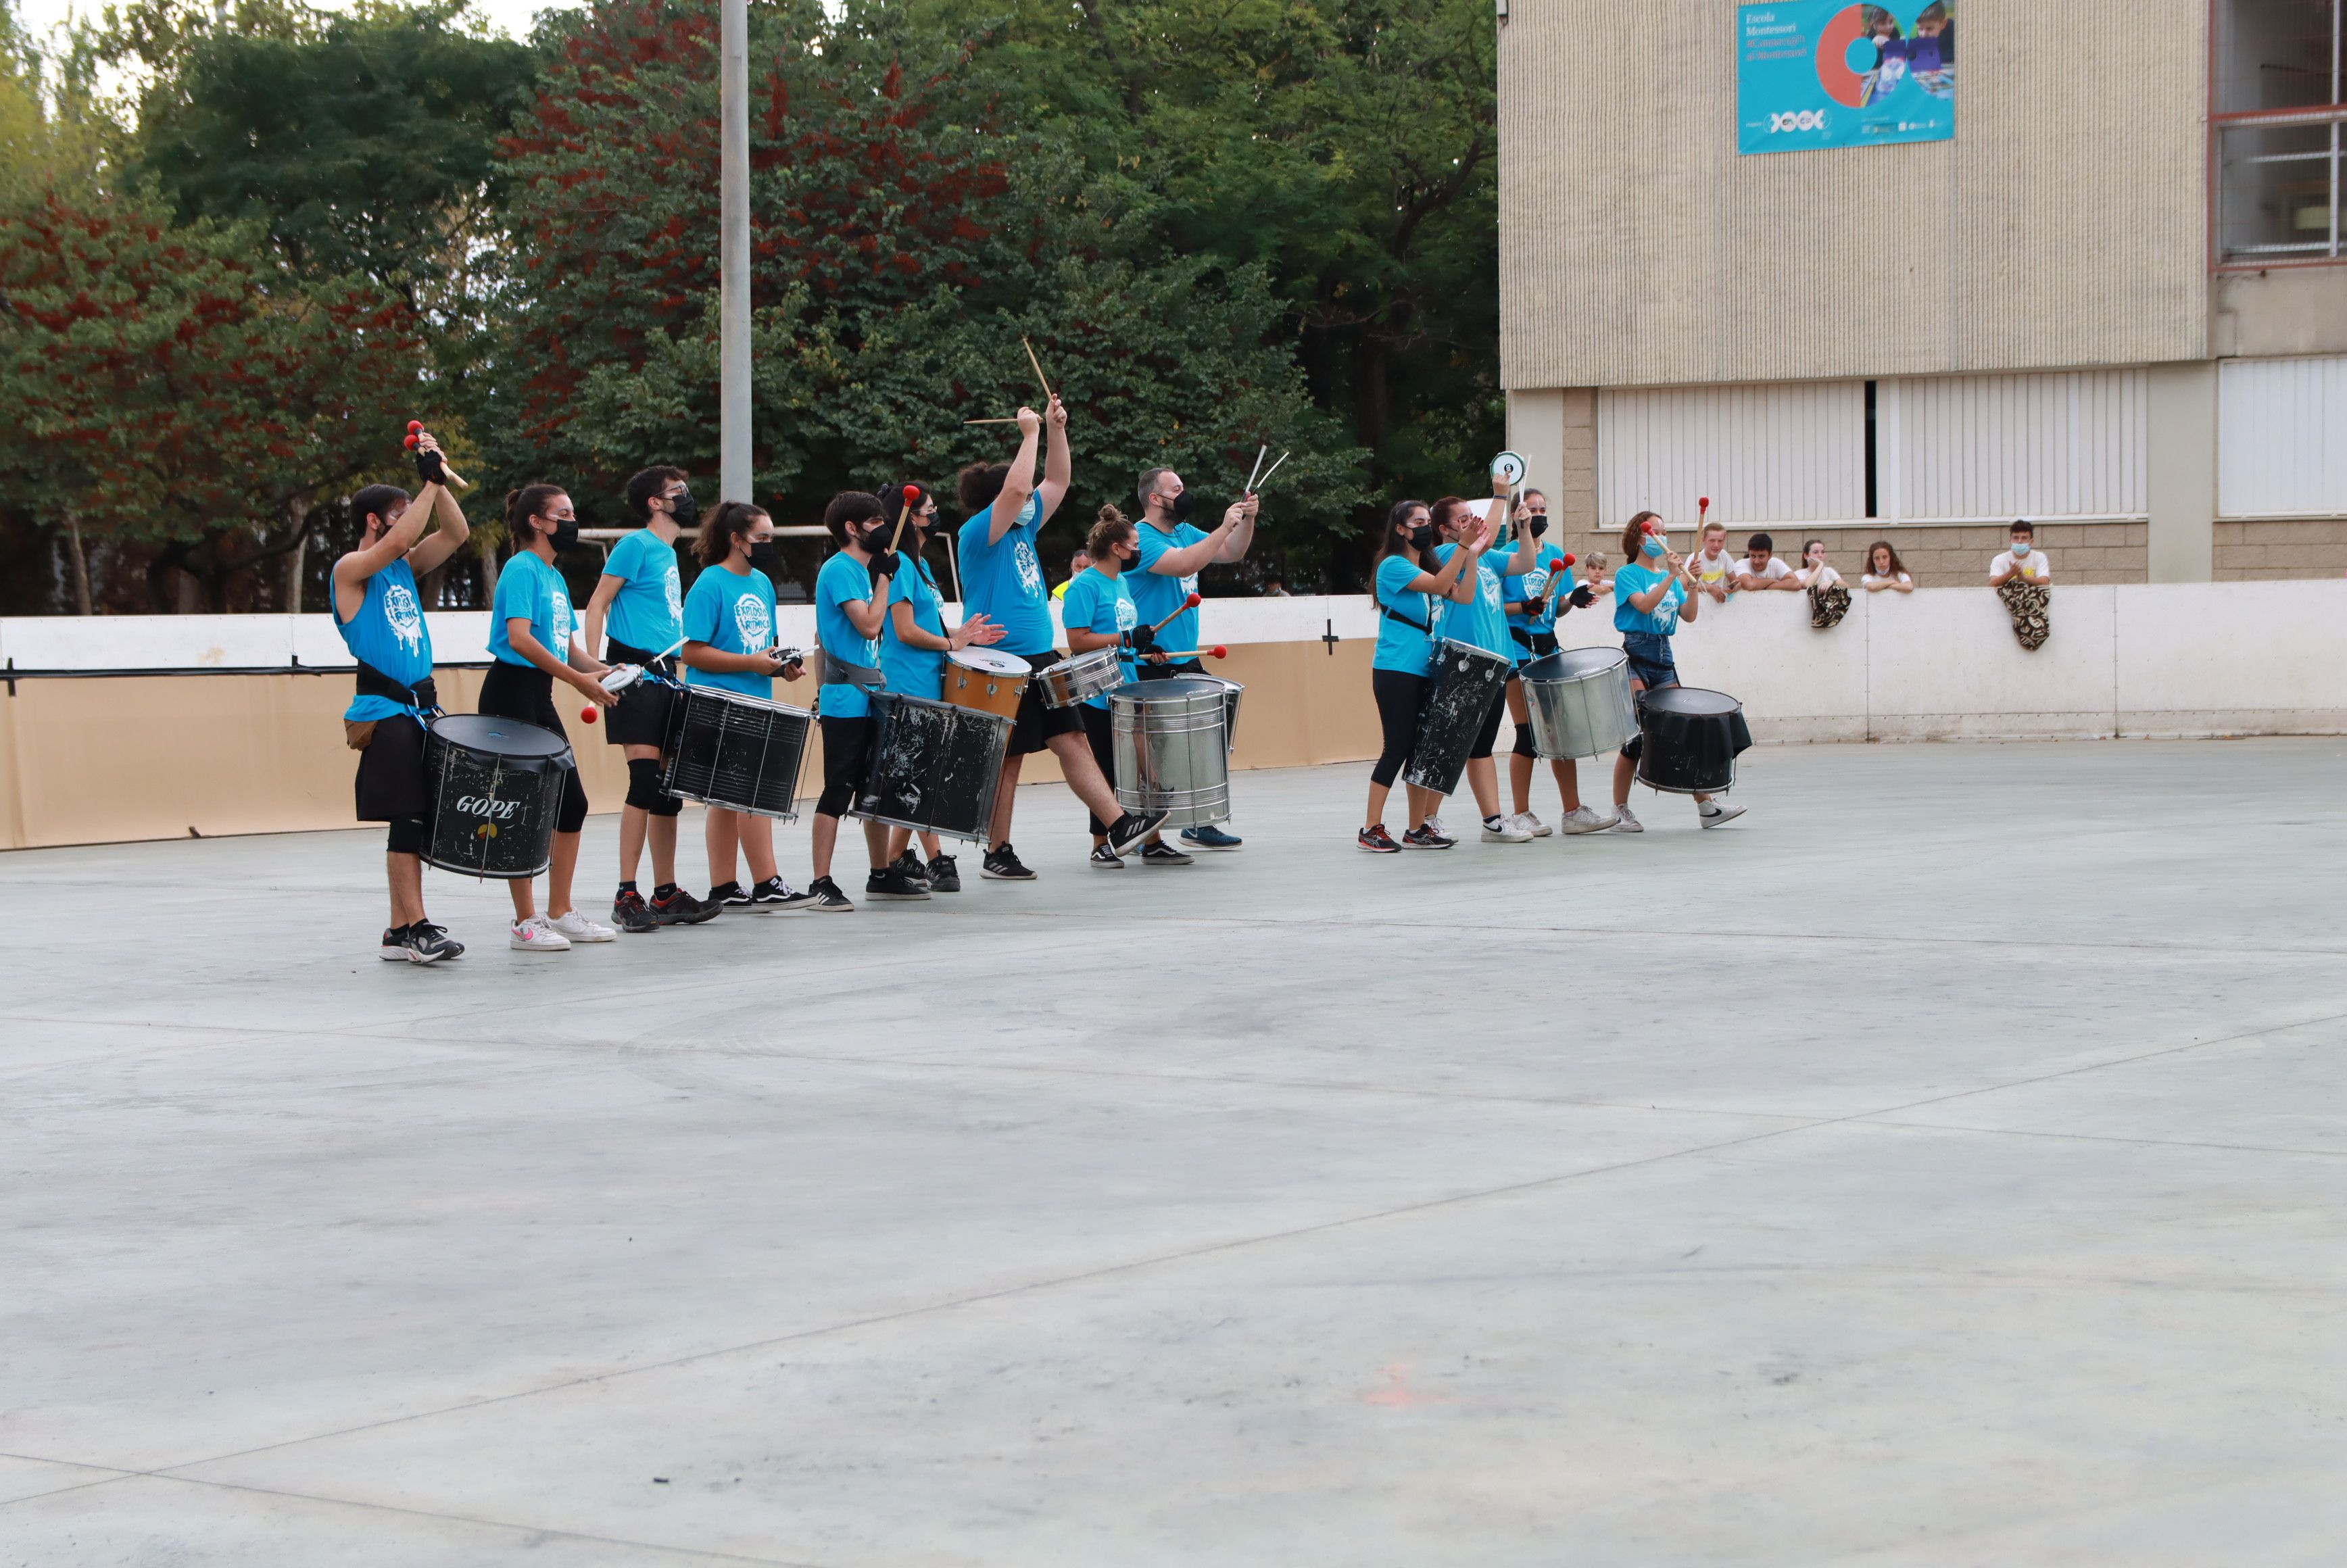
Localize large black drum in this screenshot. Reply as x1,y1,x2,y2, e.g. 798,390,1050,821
422,713,573,879
662,685,813,820
852,691,1012,843
1635,686,1753,794
1403,638,1514,796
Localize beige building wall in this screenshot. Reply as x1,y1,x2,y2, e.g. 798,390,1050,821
1497,0,2211,390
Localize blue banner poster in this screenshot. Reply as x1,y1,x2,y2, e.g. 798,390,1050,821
1739,3,1955,155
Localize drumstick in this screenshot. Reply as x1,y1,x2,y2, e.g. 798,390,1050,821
403,421,470,490
1253,449,1292,490
886,483,919,554
1146,589,1203,635
964,417,1020,424
1698,495,1710,528
1021,336,1053,401
1152,645,1229,660
1243,443,1267,493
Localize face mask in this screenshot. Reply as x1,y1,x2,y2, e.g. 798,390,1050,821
1530,516,1549,538
1641,534,1667,558
861,524,892,552
746,540,778,570
1166,491,1194,524
2012,540,2032,556
667,491,699,529
1408,523,1438,552
549,518,580,552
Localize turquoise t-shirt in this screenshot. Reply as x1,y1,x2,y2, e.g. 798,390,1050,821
1132,520,1209,659
1612,560,1685,637
1507,542,1577,639
1372,554,1437,676
956,491,1052,656
1431,542,1511,658
881,554,947,701
600,527,683,656
489,551,573,668
1056,566,1138,708
815,549,881,718
335,558,433,722
681,560,777,699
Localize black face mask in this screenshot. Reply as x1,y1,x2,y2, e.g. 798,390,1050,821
550,518,580,553
668,491,699,529
1408,523,1438,552
1166,491,1194,524
746,540,779,570
1530,515,1549,538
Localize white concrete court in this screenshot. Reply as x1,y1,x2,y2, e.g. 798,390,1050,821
3,738,2345,1566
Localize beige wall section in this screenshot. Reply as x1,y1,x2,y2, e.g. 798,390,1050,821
1498,1,2210,389
0,642,1386,852
2215,269,2347,359
1570,520,2148,589
1504,388,1599,536
2146,360,2217,582
2215,518,2347,579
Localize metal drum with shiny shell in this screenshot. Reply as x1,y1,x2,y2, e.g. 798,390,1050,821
1519,646,1639,760
1038,645,1126,710
1109,677,1232,828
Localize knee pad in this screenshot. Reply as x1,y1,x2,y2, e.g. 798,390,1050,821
648,787,683,818
1622,734,1643,764
625,757,669,814
1512,725,1537,758
386,814,427,856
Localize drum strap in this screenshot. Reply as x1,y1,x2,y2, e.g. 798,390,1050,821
1380,602,1430,635
819,648,888,690
605,639,683,687
355,659,440,725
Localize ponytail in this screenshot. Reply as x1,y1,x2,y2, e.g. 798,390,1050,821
1086,504,1134,560
505,483,566,549
696,500,769,568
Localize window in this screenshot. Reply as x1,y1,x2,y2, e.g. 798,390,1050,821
2215,0,2345,264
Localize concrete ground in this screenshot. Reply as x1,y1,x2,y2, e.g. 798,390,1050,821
3,738,2345,1567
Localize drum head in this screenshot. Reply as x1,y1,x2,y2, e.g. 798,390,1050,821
431,713,570,758
1643,685,1741,717
951,648,1028,676
1491,450,1527,486
1139,677,1224,700
1520,646,1627,683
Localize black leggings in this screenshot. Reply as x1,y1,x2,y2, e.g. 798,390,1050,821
1370,668,1426,789
1080,703,1119,835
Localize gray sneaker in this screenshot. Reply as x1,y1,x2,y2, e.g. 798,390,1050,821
1611,803,1643,833
1559,805,1620,834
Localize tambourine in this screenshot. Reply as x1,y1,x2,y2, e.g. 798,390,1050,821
1491,450,1528,487
600,664,645,694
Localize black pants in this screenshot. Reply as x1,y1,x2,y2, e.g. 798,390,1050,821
1370,668,1426,789
1467,682,1507,762
477,662,589,834
816,714,871,818
1080,702,1119,835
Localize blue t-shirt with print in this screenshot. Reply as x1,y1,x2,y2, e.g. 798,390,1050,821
1056,566,1139,708
1431,542,1511,658
1612,560,1685,637
336,558,434,722
815,549,882,718
600,527,683,657
489,550,574,668
681,560,777,700
1132,520,1209,660
1506,542,1577,639
881,554,947,701
956,491,1052,656
1372,554,1438,675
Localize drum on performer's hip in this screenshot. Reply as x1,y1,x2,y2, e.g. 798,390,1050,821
852,691,1012,843
660,686,814,820
1520,646,1638,760
1111,677,1232,828
943,647,1028,720
422,714,573,879
1635,686,1753,794
1037,646,1125,709
1403,639,1513,796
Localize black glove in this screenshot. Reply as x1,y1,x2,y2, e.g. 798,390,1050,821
869,549,900,581
414,445,447,485
1568,584,1596,609
1128,622,1157,652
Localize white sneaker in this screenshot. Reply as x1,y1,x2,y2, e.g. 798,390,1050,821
509,915,572,952
1480,814,1534,843
1611,803,1643,833
1698,800,1747,829
1515,812,1554,838
1559,805,1620,834
549,909,616,941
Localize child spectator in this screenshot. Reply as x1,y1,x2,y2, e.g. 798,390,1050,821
1990,520,2051,650
1688,523,1737,602
1861,540,1915,593
1734,533,1801,591
1798,540,1852,629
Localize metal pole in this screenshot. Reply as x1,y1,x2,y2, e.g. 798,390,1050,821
719,0,751,503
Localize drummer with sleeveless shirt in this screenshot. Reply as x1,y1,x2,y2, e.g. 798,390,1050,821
878,481,1005,893
1361,499,1475,852
806,491,928,910
1060,506,1171,868
1132,467,1257,854
1428,479,1537,844
954,398,1162,881
331,431,471,964
1607,511,1743,834
483,483,619,952
1498,489,1614,837
581,464,717,933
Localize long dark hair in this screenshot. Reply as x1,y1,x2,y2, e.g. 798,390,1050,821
1865,538,1906,577
695,500,768,568
504,483,566,550
1619,510,1662,562
1375,499,1431,568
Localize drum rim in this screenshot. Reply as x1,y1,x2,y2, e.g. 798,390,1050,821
1641,685,1742,715
948,647,1030,675
428,712,571,758
1520,646,1630,681
675,687,815,720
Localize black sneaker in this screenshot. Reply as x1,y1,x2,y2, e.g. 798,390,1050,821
746,877,796,908
1401,825,1455,850
408,921,464,961
865,864,931,902
1357,825,1401,854
925,854,961,893
653,887,721,925
800,875,855,912
378,923,456,964
981,843,1036,881
1088,843,1125,870
890,851,931,886
612,889,660,933
708,879,750,907
1138,840,1194,866
1105,811,1167,857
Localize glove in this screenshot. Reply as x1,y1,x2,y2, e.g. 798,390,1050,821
869,549,900,581
414,445,447,485
1128,622,1157,652
1568,584,1596,609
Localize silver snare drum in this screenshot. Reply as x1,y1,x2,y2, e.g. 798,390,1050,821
1518,646,1639,760
1110,677,1231,828
1038,647,1126,709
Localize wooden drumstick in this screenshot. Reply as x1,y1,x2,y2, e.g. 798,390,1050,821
1021,336,1054,402
1151,645,1229,660
886,483,919,554
964,417,1020,424
1146,589,1203,636
1243,443,1267,494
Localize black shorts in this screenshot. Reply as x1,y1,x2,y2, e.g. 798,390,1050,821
1138,658,1204,682
1007,650,1086,755
602,642,679,749
354,711,433,821
817,713,871,818
478,662,590,834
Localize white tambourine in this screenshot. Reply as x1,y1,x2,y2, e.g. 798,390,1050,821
1491,450,1528,487
600,664,645,694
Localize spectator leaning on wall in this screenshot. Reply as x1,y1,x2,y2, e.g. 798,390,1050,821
1862,541,1915,593
1735,533,1801,593
1797,539,1852,629
1989,520,2052,650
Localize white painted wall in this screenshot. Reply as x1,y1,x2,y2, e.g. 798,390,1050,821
4,584,2341,742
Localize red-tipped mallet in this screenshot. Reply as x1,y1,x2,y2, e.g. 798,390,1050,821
404,418,422,450
1697,495,1710,526
1563,554,1578,567
886,483,920,554
1144,591,1203,637
1156,645,1228,660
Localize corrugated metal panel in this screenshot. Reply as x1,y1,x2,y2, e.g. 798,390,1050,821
1893,370,2149,520
1597,382,1864,526
2219,357,2347,516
